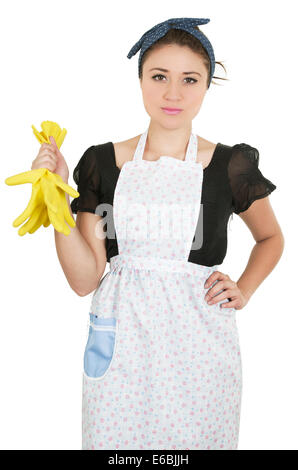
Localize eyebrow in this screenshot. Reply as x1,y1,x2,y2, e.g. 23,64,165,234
149,67,202,77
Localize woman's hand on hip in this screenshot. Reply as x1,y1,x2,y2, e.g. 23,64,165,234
204,271,249,310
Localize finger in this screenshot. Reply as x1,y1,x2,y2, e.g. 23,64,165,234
28,203,48,234
37,156,57,170
41,143,56,152
12,182,40,227
18,202,44,236
40,175,58,214
40,155,57,167
52,190,70,235
205,280,224,300
49,135,57,147
49,136,61,155
47,193,70,235
50,174,79,198
43,155,57,167
57,186,75,228
6,168,45,185
40,149,57,160
42,208,51,227
47,205,64,233
38,159,56,172
205,279,234,300
40,147,58,162
206,289,234,305
39,156,57,169
204,270,224,288
220,299,238,309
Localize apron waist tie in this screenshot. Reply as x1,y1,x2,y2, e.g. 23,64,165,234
109,253,219,277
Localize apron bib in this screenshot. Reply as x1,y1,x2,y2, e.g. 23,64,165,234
82,128,242,450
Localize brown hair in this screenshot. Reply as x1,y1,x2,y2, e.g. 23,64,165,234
139,27,228,87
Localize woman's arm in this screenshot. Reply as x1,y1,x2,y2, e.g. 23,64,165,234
54,193,107,296
204,196,284,309
235,196,284,301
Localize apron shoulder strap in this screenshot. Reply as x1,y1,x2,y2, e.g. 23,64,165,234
184,132,198,163
132,129,148,162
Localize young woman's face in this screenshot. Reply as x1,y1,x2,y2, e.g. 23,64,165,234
140,44,209,127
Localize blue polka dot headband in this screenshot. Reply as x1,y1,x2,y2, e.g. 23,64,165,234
127,17,215,88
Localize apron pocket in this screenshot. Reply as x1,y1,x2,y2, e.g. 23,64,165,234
84,316,117,380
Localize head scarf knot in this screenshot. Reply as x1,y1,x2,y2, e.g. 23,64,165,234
127,17,215,88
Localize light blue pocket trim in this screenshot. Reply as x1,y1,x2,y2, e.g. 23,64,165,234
89,312,116,327
84,314,117,380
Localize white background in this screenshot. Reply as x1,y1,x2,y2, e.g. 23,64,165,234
0,0,296,450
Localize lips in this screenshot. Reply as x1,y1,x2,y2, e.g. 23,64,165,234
161,107,183,115
162,107,182,111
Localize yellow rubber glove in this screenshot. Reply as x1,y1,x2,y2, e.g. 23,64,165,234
5,121,80,236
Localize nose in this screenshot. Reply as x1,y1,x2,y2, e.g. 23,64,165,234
163,81,183,101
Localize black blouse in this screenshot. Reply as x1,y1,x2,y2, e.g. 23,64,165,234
70,141,277,267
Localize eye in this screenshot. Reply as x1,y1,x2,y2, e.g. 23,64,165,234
185,77,198,84
151,74,197,84
152,74,166,81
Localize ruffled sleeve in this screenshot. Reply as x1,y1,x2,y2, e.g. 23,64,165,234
70,145,103,214
228,143,277,214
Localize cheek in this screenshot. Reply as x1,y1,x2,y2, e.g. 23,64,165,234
142,88,161,113
142,85,161,103
186,91,205,112
192,100,204,114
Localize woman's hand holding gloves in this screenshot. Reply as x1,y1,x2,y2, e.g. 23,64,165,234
5,121,79,236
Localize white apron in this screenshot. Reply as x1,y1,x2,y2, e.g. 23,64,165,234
82,128,242,450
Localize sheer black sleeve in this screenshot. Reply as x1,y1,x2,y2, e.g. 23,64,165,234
70,145,103,214
228,143,277,214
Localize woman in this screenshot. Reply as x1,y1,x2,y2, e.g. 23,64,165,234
32,18,284,450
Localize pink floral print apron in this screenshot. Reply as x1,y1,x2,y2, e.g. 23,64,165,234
82,128,242,450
